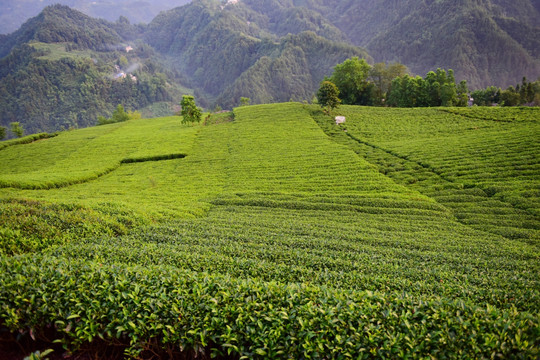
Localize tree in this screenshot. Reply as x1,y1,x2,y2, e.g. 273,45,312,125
456,80,469,107
330,57,370,105
127,110,141,120
317,81,341,111
440,69,457,106
119,55,129,68
180,95,202,124
96,105,133,126
0,126,6,140
500,87,520,106
111,104,130,123
369,62,408,105
10,122,24,138
240,97,251,106
97,116,111,126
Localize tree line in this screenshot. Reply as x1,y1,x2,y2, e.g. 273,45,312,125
317,57,540,110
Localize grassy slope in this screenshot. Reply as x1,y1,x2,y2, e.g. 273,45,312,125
0,104,538,358
311,106,540,242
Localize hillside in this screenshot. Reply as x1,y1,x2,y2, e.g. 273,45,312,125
0,2,371,133
145,0,369,107
0,5,188,135
0,4,123,58
239,0,540,89
0,104,538,358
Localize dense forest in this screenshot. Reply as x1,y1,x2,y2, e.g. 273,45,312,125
0,5,182,135
271,0,540,89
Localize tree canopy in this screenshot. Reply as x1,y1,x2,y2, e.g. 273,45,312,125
180,95,202,124
317,81,341,111
329,57,370,105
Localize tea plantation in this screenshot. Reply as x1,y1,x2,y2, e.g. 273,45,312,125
0,103,538,359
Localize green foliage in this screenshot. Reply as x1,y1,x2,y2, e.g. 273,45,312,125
180,95,202,124
0,256,538,359
239,97,251,107
329,57,370,105
0,126,6,140
501,87,522,106
126,110,142,120
387,68,463,108
322,57,412,106
111,104,130,123
10,122,24,138
24,349,54,360
96,104,131,125
368,62,409,105
316,80,340,110
0,103,538,357
472,77,540,106
471,86,501,106
0,199,136,256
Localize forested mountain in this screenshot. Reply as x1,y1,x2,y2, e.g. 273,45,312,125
0,0,191,35
0,5,123,58
0,5,183,135
145,0,368,107
254,0,540,89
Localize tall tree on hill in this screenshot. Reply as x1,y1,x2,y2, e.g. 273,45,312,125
369,62,408,105
180,95,202,125
111,105,130,123
329,57,370,105
456,80,469,107
317,80,341,112
440,69,457,106
0,126,6,140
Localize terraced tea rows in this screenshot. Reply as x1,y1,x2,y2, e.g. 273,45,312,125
311,106,540,243
0,116,199,189
0,103,538,358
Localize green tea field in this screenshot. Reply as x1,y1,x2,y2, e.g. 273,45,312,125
0,103,538,359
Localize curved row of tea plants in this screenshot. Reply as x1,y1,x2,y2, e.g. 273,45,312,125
1,256,538,359
310,105,540,242
0,116,199,189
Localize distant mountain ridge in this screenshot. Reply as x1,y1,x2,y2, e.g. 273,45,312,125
145,0,369,107
0,0,192,35
237,0,540,89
